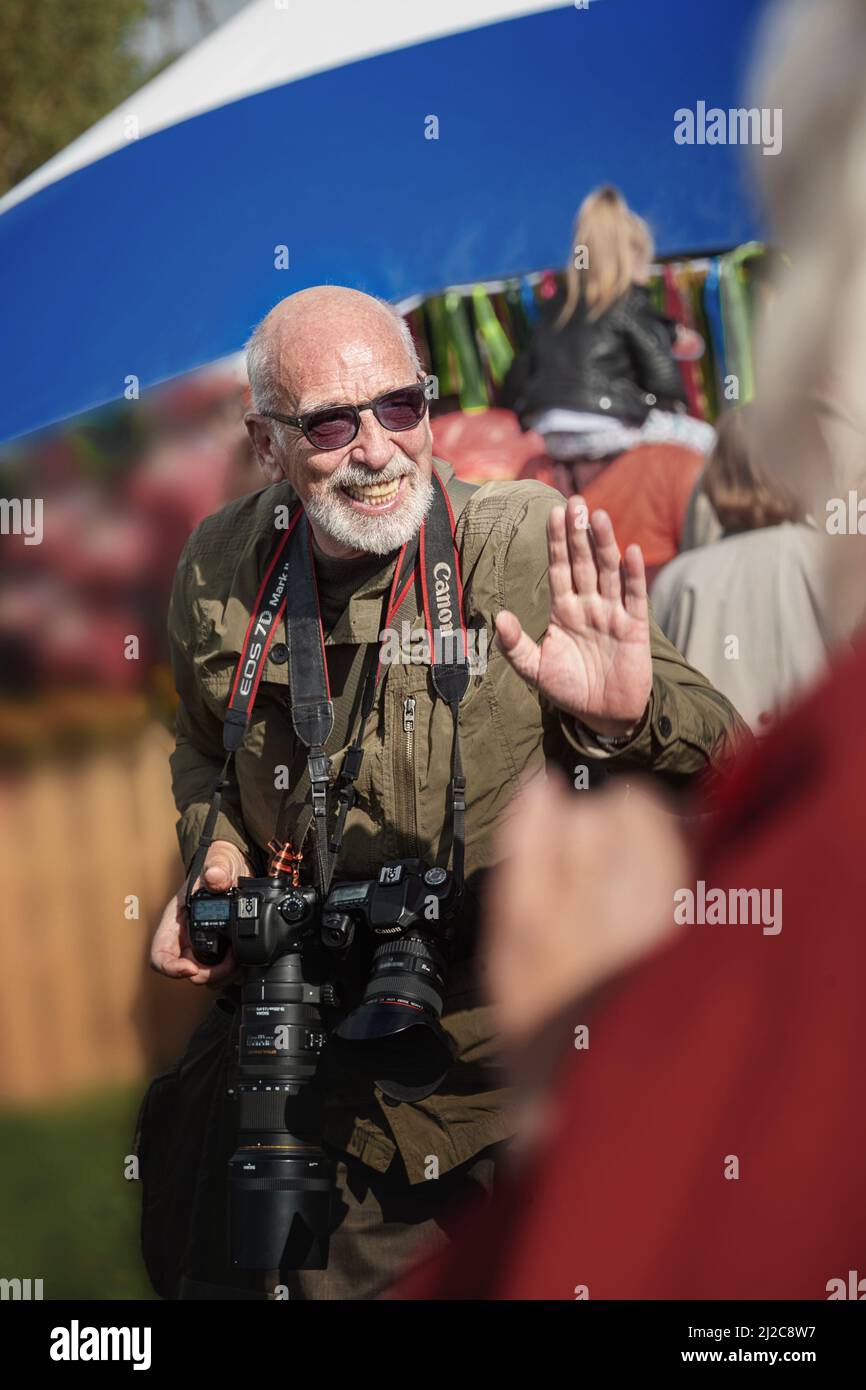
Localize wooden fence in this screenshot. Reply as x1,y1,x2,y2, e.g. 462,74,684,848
0,723,211,1105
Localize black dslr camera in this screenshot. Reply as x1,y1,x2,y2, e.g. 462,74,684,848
323,859,459,1102
187,854,460,1277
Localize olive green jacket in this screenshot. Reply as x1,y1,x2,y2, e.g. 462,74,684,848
167,457,747,1183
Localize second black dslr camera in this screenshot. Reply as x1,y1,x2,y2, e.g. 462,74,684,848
324,858,459,1102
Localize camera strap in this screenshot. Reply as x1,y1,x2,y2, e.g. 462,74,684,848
184,503,307,907
323,464,469,878
278,466,472,897
416,468,472,891
185,467,472,905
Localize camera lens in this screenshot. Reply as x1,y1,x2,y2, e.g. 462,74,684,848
333,934,454,1102
228,902,336,1273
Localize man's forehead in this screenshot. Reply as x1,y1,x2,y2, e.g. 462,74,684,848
339,342,375,369
281,336,411,410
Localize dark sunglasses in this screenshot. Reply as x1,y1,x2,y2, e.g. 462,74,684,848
262,381,429,451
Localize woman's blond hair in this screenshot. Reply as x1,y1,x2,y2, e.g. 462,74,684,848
556,186,654,328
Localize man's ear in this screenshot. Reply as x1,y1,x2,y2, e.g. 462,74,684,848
244,412,284,485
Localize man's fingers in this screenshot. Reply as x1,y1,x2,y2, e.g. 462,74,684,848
495,610,541,686
564,495,598,594
151,951,197,979
546,505,574,602
183,950,240,988
202,842,247,891
589,509,622,603
622,543,649,622
150,914,198,978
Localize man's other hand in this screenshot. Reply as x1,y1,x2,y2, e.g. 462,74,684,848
149,840,251,987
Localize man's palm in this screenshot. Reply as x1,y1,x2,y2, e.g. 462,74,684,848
495,499,653,736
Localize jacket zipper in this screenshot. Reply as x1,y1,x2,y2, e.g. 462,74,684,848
396,694,418,856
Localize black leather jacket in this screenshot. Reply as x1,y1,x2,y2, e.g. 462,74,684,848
502,284,688,427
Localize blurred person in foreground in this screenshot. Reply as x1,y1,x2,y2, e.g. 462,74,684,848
142,283,746,1301
393,0,866,1301
651,401,842,733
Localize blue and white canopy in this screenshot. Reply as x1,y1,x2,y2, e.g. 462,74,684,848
0,0,768,443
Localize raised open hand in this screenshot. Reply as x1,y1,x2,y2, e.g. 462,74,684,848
495,495,652,737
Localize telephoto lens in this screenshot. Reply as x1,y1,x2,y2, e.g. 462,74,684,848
228,931,336,1274
191,841,339,1275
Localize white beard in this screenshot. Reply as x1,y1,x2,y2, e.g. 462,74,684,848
303,458,435,555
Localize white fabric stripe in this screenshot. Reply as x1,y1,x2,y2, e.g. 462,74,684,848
0,0,568,214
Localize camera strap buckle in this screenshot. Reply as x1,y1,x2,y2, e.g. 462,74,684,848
308,749,331,807
303,744,335,894
311,783,328,823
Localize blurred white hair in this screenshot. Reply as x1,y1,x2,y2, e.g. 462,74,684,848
749,0,866,632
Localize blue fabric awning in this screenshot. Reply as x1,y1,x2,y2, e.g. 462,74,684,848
0,0,769,443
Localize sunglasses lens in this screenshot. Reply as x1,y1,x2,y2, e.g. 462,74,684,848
375,387,427,431
306,408,358,450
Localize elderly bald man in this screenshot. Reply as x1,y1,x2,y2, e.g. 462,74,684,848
141,285,746,1301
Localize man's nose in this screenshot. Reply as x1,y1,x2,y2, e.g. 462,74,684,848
347,409,398,469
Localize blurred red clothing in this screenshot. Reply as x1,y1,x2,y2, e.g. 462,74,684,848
393,631,866,1300
431,408,545,483
520,442,704,580
582,442,704,574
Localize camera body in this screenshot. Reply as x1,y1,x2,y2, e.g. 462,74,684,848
322,860,460,1103
188,858,457,968
322,859,457,942
188,878,321,967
